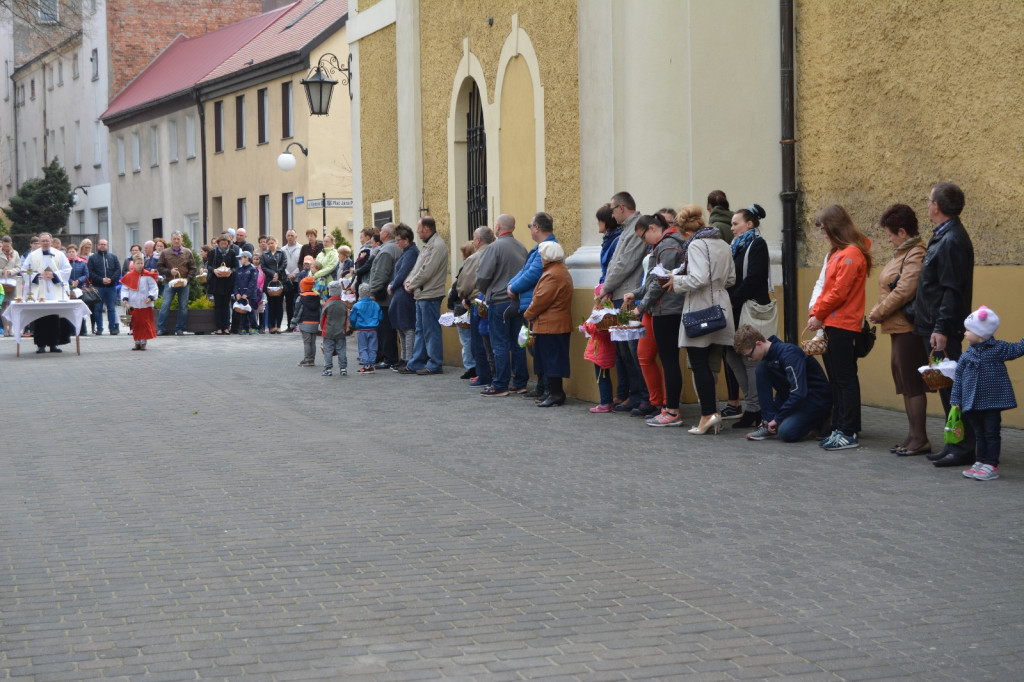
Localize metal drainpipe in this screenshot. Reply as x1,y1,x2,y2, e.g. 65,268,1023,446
194,89,208,244
780,0,798,344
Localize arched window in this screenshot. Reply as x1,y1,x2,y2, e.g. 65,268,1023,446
466,82,487,240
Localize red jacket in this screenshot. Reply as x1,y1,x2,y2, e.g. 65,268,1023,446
583,322,616,369
811,244,868,332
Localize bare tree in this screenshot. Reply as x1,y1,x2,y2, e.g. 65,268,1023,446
3,0,85,61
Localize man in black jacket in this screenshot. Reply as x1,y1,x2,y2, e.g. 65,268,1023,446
913,182,975,467
87,238,121,335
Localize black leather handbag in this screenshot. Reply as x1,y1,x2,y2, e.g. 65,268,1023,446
683,304,727,338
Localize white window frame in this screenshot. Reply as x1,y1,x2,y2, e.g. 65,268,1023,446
184,213,199,247
126,223,140,252
91,49,99,81
149,125,159,167
57,59,63,85
39,0,59,23
131,131,141,172
168,119,178,162
185,114,196,158
72,52,79,79
116,136,125,175
73,121,81,167
93,121,102,167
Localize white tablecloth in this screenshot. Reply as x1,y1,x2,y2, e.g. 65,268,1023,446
2,300,91,348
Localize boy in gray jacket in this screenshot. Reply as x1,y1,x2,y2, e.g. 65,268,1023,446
321,281,349,376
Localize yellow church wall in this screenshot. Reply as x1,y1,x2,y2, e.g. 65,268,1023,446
357,23,400,224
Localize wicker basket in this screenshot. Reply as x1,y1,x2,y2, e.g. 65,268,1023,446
195,270,208,284
266,284,284,297
594,312,618,331
476,300,489,319
921,368,953,391
800,328,828,356
169,278,188,289
214,266,232,278
233,302,252,314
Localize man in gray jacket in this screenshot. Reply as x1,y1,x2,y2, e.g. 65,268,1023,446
401,217,449,375
599,191,649,411
368,223,401,368
475,214,529,396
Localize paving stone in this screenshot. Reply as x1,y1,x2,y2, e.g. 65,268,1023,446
1,334,1018,680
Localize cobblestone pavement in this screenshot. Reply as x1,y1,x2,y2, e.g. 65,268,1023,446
2,332,1022,681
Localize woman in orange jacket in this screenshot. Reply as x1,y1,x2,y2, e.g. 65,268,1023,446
808,204,872,451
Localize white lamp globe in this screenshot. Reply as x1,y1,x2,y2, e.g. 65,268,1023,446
277,152,297,171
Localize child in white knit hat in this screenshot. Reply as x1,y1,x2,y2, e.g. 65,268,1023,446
950,305,1024,480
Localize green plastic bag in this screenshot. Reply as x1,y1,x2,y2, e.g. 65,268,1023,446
944,406,965,444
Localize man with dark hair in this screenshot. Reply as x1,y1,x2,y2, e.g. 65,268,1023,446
156,231,196,336
87,238,121,335
368,223,401,368
401,216,449,375
599,191,649,412
915,182,976,468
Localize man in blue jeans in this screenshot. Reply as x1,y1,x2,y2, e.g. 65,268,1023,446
401,216,449,375
474,214,528,396
156,231,196,335
86,238,121,335
734,325,832,442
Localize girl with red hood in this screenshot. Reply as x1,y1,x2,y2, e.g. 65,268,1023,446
120,254,159,350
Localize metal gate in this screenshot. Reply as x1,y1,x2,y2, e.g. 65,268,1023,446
466,82,487,241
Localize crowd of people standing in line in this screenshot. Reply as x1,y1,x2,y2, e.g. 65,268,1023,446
2,181,1015,481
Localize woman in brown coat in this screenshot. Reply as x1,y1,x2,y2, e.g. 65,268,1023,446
868,204,930,456
523,240,573,407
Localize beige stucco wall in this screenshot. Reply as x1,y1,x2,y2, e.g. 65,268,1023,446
795,1,1024,426
206,29,353,246
795,0,1024,267
356,22,399,227
416,0,580,252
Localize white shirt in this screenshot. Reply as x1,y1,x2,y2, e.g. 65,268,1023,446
26,248,72,300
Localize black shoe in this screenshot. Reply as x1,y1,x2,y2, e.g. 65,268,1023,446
534,393,550,403
49,346,62,353
732,410,762,429
613,399,640,413
522,388,544,398
416,368,443,375
391,362,407,372
396,367,417,375
720,404,743,420
36,346,46,354
460,368,477,380
374,362,392,370
933,452,975,468
175,330,184,336
630,402,659,418
110,329,119,336
927,447,950,462
537,393,566,407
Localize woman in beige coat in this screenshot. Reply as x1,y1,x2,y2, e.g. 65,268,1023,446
868,204,930,456
669,208,736,435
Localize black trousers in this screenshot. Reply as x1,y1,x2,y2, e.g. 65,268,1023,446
822,326,861,435
686,344,718,416
376,303,399,365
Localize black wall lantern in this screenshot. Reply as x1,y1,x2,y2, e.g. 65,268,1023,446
301,52,351,115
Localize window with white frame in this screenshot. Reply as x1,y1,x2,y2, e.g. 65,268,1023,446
116,136,125,175
237,198,247,229
131,131,140,172
281,192,293,238
257,88,269,144
185,114,196,158
59,126,65,163
77,210,85,234
149,125,159,166
31,138,38,177
235,94,245,149
97,208,109,242
184,214,199,246
168,119,178,162
91,49,99,81
73,121,81,167
281,82,293,138
72,52,79,79
47,64,54,90
6,136,12,185
93,121,102,166
3,60,8,100
21,142,27,182
57,60,63,85
126,223,140,251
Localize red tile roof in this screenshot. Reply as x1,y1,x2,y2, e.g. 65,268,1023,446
202,0,348,84
102,0,347,121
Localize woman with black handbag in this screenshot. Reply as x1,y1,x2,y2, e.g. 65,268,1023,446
868,204,930,456
723,204,772,429
668,206,737,435
808,204,872,451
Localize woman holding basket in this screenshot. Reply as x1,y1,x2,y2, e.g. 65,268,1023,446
808,204,872,451
261,236,287,333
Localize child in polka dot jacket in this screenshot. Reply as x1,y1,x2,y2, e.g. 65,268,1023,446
950,306,1024,481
